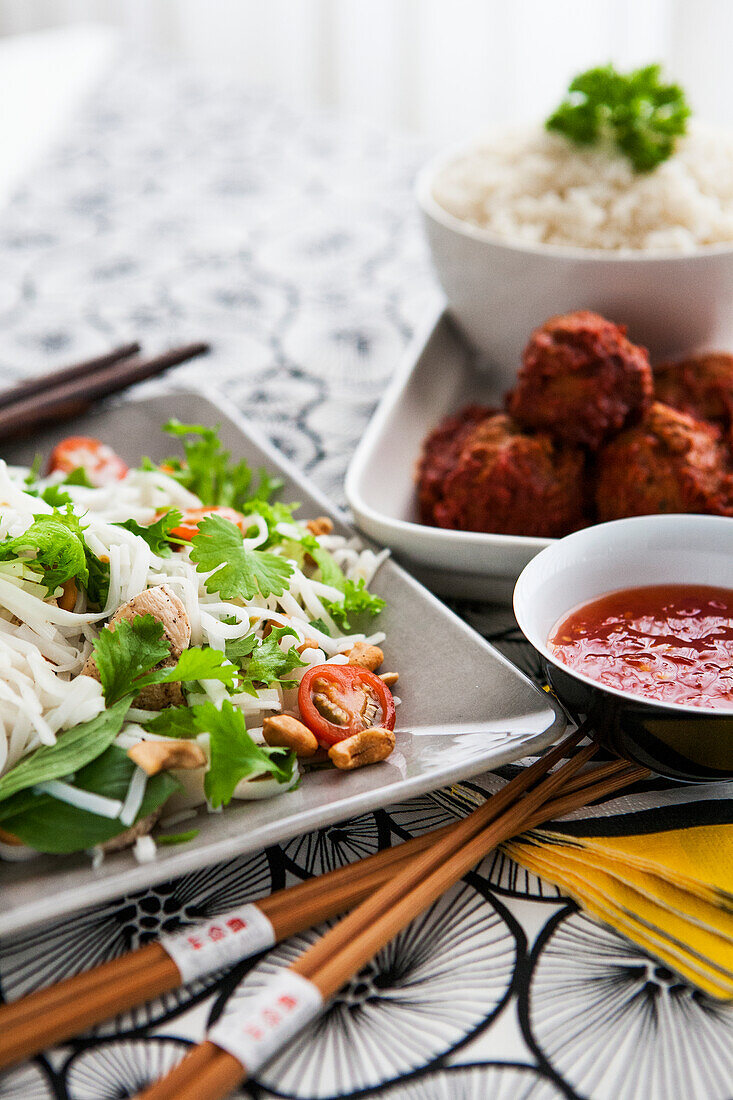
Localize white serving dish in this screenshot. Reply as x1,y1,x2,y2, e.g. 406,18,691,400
345,309,551,601
0,389,565,936
417,143,733,388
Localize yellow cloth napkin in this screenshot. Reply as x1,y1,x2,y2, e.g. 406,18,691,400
501,777,733,999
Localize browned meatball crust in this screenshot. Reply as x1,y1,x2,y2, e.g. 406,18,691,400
596,401,732,521
507,311,653,449
417,410,588,537
654,353,733,430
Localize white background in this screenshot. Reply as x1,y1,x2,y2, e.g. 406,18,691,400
1,0,732,140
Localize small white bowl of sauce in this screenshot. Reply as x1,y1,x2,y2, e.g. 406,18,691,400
513,513,733,781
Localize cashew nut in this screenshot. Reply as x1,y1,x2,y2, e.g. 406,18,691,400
347,642,384,672
263,714,319,757
127,739,206,776
379,671,399,687
328,726,395,770
306,516,334,536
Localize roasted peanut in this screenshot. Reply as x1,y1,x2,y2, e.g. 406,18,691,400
347,641,384,672
263,714,319,757
328,726,395,770
379,671,399,687
127,740,206,776
296,637,320,655
58,579,78,612
306,516,334,536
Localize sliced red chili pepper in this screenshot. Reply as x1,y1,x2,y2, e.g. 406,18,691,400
298,664,396,748
169,506,247,541
48,436,128,486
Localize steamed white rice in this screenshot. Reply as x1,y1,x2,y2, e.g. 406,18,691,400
431,122,733,252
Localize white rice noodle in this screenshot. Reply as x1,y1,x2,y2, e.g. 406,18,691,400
0,458,390,810
35,780,123,819
232,765,300,800
119,767,148,827
134,835,157,863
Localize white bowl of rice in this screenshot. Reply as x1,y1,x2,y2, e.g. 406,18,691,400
418,122,733,388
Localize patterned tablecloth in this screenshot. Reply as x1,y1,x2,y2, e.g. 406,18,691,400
0,54,730,1100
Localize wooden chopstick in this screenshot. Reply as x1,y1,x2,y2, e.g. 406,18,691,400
0,730,591,1065
0,820,462,1068
138,748,646,1100
0,342,210,441
0,343,141,410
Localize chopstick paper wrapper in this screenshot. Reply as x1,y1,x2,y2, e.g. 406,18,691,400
160,905,276,984
208,972,323,1074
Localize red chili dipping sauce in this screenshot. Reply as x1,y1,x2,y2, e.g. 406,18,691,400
549,584,733,709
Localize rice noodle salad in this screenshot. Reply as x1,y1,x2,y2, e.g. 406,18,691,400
0,422,394,862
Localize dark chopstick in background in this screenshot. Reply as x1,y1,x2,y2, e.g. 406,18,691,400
0,341,210,441
0,342,141,410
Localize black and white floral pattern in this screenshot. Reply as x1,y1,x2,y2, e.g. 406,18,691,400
0,51,728,1100
211,883,520,1098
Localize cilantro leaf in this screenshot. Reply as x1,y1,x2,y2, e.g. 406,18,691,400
546,63,690,172
144,705,202,738
303,537,347,590
324,578,385,630
0,746,179,854
39,484,73,508
190,514,293,600
63,467,95,488
24,454,42,487
115,510,183,557
144,699,296,808
299,536,384,630
308,617,332,637
225,626,307,695
0,511,89,595
201,700,295,808
92,615,171,704
139,645,237,690
0,698,130,804
93,615,237,703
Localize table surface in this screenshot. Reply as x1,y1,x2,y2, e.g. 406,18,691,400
0,28,731,1100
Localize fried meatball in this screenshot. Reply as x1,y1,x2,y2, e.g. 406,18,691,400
596,401,732,521
416,404,495,524
417,410,588,537
654,353,733,430
507,311,653,449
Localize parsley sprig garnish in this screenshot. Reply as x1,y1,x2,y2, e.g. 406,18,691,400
546,64,690,172
157,421,282,510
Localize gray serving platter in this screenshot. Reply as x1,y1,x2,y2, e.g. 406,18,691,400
0,390,564,935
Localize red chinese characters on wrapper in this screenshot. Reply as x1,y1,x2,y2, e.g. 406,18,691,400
208,971,324,1073
160,904,276,983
